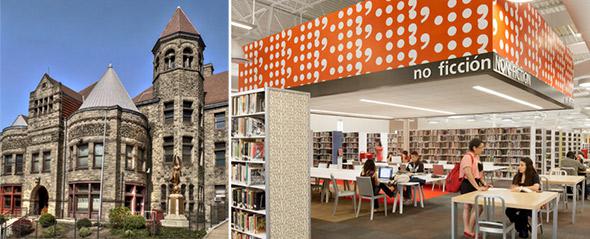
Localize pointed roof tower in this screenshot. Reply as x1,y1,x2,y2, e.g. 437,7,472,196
11,115,28,127
160,7,200,38
153,7,205,54
80,64,139,112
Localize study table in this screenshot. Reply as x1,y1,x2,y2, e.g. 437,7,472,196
451,188,559,239
539,174,585,223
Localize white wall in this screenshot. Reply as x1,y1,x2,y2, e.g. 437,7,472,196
310,114,390,132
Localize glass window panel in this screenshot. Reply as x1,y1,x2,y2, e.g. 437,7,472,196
32,154,40,173
92,195,100,212
94,143,103,167
77,197,89,211
42,152,51,172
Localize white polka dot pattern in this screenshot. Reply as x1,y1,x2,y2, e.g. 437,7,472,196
238,0,572,98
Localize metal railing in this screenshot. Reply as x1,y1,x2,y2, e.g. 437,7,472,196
0,207,29,239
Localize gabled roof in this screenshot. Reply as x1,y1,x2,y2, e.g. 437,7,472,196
80,65,139,112
133,71,228,106
42,73,83,102
11,115,28,127
78,81,98,100
160,7,200,38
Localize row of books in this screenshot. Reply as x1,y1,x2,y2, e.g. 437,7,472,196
232,118,265,137
232,188,265,210
231,232,258,239
232,210,266,234
232,92,265,116
232,164,265,186
232,140,264,161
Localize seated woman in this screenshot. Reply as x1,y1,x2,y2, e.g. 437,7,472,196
505,158,540,238
360,159,396,210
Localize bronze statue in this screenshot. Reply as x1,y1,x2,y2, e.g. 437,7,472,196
171,154,182,194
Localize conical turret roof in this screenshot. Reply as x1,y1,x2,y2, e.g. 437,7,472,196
160,7,200,38
80,65,139,112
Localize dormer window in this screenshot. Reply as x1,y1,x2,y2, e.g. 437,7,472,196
183,48,194,69
164,49,175,70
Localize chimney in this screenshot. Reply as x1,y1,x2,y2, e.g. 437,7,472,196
203,63,214,77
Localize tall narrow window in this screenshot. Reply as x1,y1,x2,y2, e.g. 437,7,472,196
182,136,193,163
126,145,134,170
214,142,226,167
164,101,174,123
94,143,103,168
4,155,13,175
183,100,193,123
183,48,194,68
160,185,167,211
188,184,195,201
42,152,51,173
163,136,174,163
15,155,23,175
164,49,175,70
31,153,40,173
77,144,89,169
137,148,144,172
214,112,225,129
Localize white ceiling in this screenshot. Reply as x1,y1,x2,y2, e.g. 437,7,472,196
310,75,562,119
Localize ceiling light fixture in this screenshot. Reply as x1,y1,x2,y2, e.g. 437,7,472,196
360,99,456,115
310,109,393,120
428,120,440,124
231,20,255,30
466,118,476,122
448,116,465,119
472,86,543,110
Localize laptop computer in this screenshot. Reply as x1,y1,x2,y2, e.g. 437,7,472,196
378,167,393,180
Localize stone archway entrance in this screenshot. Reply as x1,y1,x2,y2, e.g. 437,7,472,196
31,185,49,215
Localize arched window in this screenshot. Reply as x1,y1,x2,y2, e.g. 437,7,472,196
164,49,175,70
183,48,194,68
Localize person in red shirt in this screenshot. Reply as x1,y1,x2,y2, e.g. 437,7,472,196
374,139,384,162
460,138,490,238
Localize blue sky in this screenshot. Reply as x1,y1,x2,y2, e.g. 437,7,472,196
0,0,228,128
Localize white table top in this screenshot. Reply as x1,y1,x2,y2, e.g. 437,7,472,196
539,174,585,185
452,188,558,210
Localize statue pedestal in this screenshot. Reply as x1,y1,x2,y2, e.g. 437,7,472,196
161,194,189,228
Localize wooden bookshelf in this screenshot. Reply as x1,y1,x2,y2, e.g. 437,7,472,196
407,127,534,180
388,131,404,156
366,133,381,156
313,131,333,166
342,132,359,162
229,88,310,239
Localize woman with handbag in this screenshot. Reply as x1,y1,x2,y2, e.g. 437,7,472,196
461,138,490,238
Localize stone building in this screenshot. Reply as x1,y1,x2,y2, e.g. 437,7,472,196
0,7,228,228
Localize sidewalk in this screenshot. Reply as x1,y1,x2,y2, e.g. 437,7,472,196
204,221,228,239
